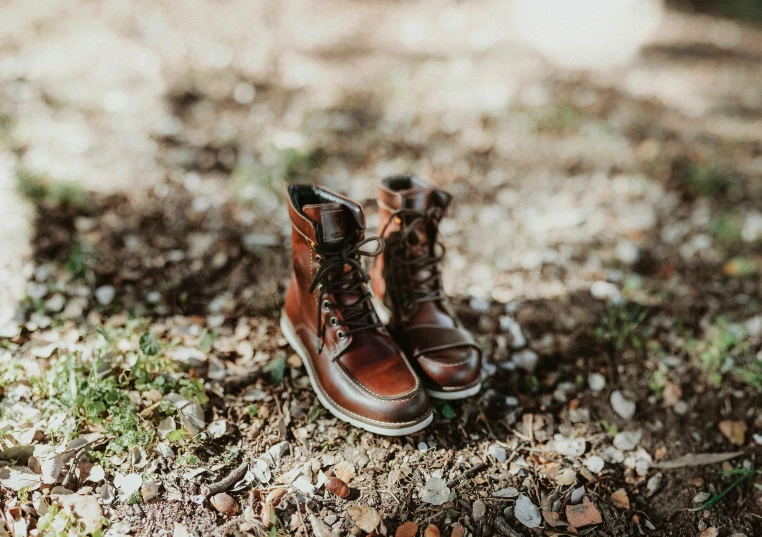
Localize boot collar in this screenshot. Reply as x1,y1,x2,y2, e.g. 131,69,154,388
287,184,366,247
379,175,452,213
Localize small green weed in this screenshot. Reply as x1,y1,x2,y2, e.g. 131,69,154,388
696,467,762,511
600,420,619,437
36,503,104,537
17,169,91,211
596,301,647,353
38,323,208,454
534,103,582,134
695,317,762,389
681,161,735,198
709,213,743,243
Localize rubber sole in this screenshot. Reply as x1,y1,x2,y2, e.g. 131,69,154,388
427,381,482,400
279,312,433,436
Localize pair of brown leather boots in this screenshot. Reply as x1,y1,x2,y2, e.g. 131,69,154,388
281,176,481,436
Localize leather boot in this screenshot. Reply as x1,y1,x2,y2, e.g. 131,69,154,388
371,175,482,399
281,184,433,435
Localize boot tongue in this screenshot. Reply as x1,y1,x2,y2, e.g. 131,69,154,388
302,202,350,245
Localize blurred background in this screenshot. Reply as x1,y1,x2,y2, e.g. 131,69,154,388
2,0,762,533
1,0,761,323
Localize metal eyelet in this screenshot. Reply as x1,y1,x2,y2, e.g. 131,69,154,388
317,283,324,292
337,330,345,339
329,317,338,326
315,255,324,263
322,300,331,310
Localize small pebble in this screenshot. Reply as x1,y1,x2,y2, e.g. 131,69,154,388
610,391,636,420
473,499,486,520
588,373,606,392
95,285,116,306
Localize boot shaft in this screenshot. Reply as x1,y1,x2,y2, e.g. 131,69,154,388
372,175,452,318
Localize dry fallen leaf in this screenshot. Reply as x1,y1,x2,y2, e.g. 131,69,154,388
424,524,440,537
265,488,287,505
333,461,355,484
210,492,238,515
0,466,42,491
347,505,381,533
611,489,630,509
420,476,450,506
309,514,334,537
325,476,350,499
54,494,103,532
450,522,465,537
652,451,743,470
395,521,418,537
173,522,192,537
555,468,577,486
699,528,718,537
565,500,603,528
718,420,747,446
662,381,682,407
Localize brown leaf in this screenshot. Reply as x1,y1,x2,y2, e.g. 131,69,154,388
450,522,465,537
718,421,747,446
347,505,381,533
611,489,630,509
395,521,419,537
333,461,356,484
662,381,682,407
542,510,564,527
210,493,238,516
699,528,718,537
424,524,440,537
265,488,287,505
565,500,603,528
325,476,350,499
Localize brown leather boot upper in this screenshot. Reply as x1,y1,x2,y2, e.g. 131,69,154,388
371,175,482,398
282,184,432,434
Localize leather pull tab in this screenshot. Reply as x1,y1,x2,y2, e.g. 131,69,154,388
303,203,347,244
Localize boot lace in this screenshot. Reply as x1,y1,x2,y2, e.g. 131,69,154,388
308,237,385,352
381,206,447,311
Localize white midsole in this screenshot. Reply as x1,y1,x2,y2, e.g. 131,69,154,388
279,312,433,436
369,292,392,326
427,382,482,400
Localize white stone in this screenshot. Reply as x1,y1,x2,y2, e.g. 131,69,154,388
488,444,507,463
613,430,642,451
588,373,606,392
44,294,66,313
591,281,621,302
95,285,116,306
610,391,636,420
512,349,539,373
584,456,604,473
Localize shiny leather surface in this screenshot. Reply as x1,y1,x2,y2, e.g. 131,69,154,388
371,175,482,391
284,183,431,428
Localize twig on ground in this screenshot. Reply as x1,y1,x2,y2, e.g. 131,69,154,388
447,462,489,488
202,461,249,496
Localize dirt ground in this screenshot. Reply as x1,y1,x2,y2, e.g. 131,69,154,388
2,1,762,537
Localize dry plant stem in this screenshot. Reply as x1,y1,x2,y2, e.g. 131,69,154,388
447,462,489,488
202,461,249,496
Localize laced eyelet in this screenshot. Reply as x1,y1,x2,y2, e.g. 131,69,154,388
337,330,345,339
330,317,338,326
315,255,324,263
317,283,324,292
322,300,331,310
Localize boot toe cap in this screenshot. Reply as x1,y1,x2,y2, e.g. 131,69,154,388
417,347,481,391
